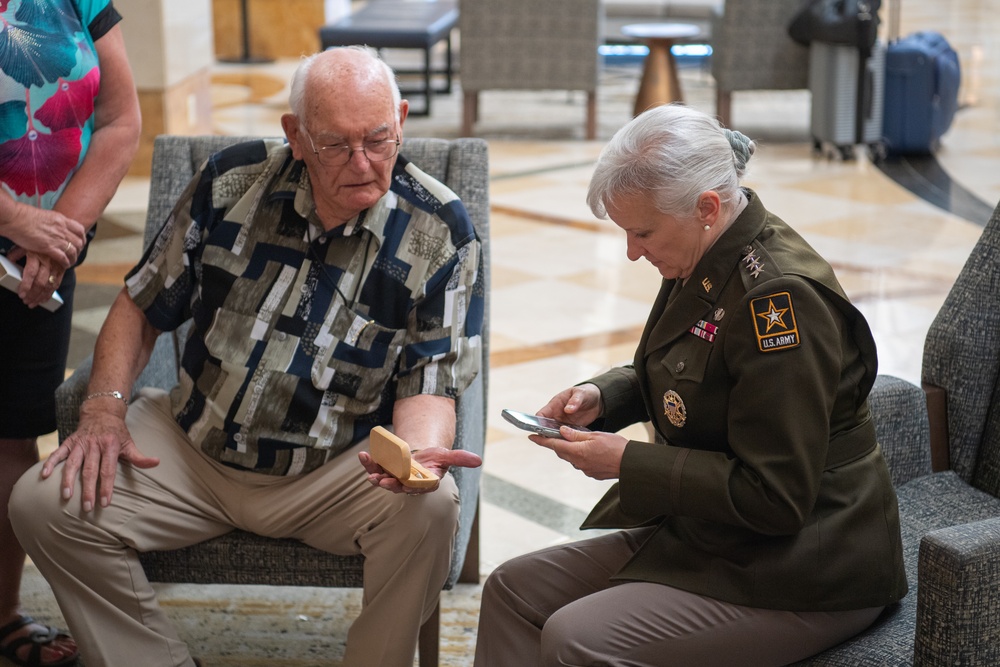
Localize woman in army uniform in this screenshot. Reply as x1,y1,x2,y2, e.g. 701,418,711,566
474,104,908,667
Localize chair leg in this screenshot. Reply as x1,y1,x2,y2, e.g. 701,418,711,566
462,91,478,136
444,34,453,94
585,91,597,140
459,501,481,584
716,89,732,128
423,46,433,116
923,382,951,472
418,599,441,667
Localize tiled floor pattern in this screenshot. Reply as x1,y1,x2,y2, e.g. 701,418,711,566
25,1,1000,663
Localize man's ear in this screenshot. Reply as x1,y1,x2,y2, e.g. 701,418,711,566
282,114,305,160
696,190,722,226
398,99,410,131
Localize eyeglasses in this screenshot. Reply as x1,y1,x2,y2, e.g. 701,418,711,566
301,124,400,167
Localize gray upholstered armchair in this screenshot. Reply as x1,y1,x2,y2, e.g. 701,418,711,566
710,0,810,129
458,0,603,139
54,135,491,667
795,199,1000,665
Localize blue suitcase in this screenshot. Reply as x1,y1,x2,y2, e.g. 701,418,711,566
882,31,961,155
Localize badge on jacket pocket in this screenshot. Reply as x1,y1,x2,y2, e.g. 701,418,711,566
750,291,800,352
663,390,687,428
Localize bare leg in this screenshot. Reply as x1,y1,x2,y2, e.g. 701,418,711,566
0,437,77,665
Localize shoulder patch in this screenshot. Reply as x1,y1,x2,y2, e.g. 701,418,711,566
749,291,800,352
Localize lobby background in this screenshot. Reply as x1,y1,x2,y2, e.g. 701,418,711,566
14,0,1000,665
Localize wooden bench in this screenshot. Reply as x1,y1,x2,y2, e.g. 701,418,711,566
319,1,458,116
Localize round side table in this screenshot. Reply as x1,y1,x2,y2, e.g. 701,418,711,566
621,22,702,116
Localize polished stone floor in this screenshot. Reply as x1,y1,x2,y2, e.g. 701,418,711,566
24,0,1000,664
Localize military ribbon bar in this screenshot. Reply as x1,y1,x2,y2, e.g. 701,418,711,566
689,319,718,342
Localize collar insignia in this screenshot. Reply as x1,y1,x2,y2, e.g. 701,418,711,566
742,245,765,279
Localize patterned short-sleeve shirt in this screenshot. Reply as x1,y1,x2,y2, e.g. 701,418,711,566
126,140,484,475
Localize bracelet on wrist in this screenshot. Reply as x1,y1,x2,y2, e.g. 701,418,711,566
83,390,129,408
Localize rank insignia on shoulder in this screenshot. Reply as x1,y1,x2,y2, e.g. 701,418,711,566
742,246,765,279
750,291,800,352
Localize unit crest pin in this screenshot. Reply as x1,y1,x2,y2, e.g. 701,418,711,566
663,390,687,428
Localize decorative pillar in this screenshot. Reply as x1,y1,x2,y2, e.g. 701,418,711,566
116,0,215,176
212,0,327,60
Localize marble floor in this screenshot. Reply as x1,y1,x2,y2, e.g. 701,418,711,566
43,0,1000,639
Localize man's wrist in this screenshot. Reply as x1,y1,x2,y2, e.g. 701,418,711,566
83,390,129,409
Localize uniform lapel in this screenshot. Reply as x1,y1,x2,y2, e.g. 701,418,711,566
639,191,769,361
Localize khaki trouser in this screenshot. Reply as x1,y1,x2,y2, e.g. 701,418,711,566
11,389,459,667
475,529,884,667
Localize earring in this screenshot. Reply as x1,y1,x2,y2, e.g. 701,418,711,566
704,224,711,231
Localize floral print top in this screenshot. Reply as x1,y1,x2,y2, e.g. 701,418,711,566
0,0,121,216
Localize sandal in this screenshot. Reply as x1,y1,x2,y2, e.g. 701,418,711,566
0,615,78,667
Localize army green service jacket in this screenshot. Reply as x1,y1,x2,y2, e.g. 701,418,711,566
583,189,908,612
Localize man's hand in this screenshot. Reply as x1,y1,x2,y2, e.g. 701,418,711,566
359,447,482,495
42,410,160,512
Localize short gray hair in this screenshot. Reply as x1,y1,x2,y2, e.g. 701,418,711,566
288,46,402,118
586,104,755,220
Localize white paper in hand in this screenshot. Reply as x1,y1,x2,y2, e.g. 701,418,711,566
0,254,64,311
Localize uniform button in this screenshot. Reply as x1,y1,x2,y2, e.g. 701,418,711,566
276,331,287,341
675,361,685,373
234,432,244,443
318,236,328,244
300,284,308,293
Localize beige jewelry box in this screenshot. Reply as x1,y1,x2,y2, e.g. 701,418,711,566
370,426,439,489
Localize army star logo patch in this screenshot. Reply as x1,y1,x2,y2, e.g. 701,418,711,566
750,291,800,352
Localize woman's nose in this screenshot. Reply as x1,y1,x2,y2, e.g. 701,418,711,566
625,237,643,262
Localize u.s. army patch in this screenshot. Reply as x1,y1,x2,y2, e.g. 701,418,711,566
750,291,800,352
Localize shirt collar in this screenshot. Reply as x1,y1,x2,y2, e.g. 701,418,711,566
273,152,397,247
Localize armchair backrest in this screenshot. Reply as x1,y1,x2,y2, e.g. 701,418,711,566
144,135,491,586
458,0,603,93
144,135,491,356
922,198,1000,496
710,0,809,93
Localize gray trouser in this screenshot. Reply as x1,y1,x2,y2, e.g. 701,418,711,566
474,528,884,667
11,389,459,667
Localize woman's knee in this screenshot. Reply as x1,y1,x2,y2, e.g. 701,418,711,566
540,603,608,666
479,549,554,622
480,558,515,606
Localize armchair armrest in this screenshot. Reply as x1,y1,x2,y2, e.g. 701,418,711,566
54,354,93,443
868,375,933,487
915,517,1000,666
449,370,485,586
